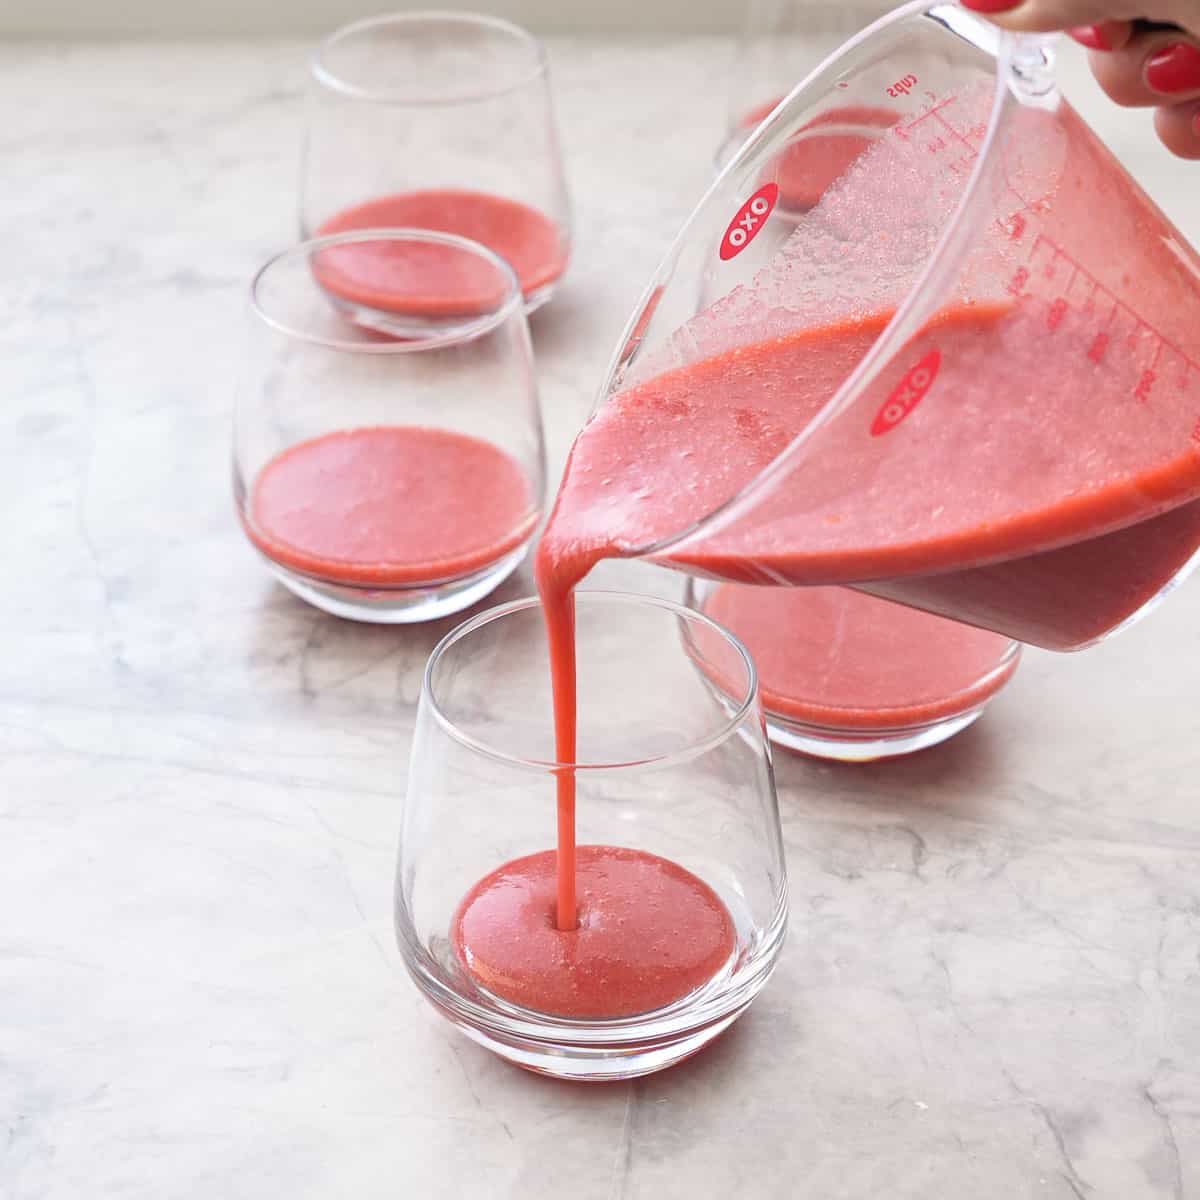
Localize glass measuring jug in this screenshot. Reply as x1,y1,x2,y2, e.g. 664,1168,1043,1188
560,1,1200,651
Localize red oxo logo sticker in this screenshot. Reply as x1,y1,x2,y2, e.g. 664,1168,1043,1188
719,183,779,261
870,349,941,436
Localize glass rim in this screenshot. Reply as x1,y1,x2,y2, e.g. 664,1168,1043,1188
247,228,525,353
422,589,762,773
311,10,550,106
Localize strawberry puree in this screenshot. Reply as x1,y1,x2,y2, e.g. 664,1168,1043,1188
697,584,1017,730
315,189,567,314
452,845,736,1019
246,426,536,586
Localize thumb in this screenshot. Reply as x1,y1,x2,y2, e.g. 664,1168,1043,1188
960,1,1200,41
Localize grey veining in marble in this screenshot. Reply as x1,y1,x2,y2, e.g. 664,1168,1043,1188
4,33,1200,1200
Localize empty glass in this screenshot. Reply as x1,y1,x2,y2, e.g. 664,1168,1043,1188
302,12,571,315
233,230,545,623
395,591,788,1080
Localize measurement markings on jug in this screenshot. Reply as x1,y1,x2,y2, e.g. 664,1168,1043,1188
887,74,919,98
895,95,986,176
1010,233,1200,406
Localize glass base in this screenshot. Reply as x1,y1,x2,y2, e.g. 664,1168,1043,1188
447,1002,748,1081
401,897,786,1081
261,544,527,624
765,704,985,762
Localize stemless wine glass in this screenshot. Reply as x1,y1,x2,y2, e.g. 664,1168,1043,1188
301,12,571,315
685,578,1020,761
715,0,899,232
233,230,545,623
717,0,859,171
395,591,788,1081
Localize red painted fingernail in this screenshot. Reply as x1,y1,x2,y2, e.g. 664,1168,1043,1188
959,0,1023,11
1068,25,1114,51
1194,109,1200,136
1145,43,1200,94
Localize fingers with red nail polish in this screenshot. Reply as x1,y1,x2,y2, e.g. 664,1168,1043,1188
1090,26,1200,159
1146,41,1200,93
957,2,1198,38
1153,98,1200,157
1067,20,1134,51
1089,29,1200,106
1069,24,1113,48
959,0,1024,11
956,1,1200,160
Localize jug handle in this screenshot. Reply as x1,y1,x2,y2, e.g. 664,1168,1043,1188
1005,31,1059,103
1006,19,1188,103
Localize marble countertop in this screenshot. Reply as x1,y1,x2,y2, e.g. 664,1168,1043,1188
6,32,1200,1200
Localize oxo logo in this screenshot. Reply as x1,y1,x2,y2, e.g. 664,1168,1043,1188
719,183,779,261
870,349,941,436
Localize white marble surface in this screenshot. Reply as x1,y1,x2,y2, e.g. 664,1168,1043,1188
5,32,1200,1200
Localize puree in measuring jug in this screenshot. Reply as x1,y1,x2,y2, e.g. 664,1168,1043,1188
315,189,567,313
537,296,1200,650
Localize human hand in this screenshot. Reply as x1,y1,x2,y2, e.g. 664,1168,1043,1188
960,1,1200,157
